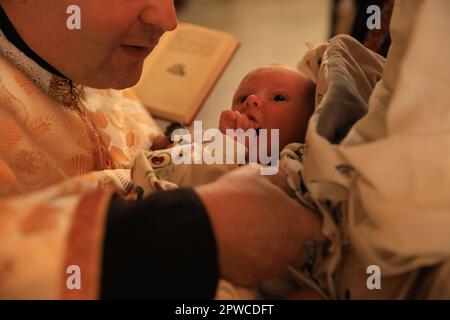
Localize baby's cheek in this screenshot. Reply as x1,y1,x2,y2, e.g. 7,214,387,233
261,108,280,128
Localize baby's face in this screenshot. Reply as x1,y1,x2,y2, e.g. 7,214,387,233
231,66,314,148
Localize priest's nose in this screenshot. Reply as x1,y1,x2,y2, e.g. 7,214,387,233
140,0,178,32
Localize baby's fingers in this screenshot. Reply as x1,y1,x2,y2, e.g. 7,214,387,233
219,109,238,133
235,111,252,131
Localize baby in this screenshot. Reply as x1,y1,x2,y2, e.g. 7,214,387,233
133,65,316,199
219,65,315,151
133,65,316,197
152,65,315,155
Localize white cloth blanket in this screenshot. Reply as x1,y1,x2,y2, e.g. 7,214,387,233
296,0,450,299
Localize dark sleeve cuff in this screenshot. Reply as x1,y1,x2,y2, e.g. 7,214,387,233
100,188,219,299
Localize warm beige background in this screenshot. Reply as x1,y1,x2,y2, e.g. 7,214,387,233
155,0,331,130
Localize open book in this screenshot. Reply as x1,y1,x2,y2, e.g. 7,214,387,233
132,23,239,125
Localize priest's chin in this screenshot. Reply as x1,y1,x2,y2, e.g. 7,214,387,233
119,67,145,90
82,55,146,90
110,63,146,90
95,62,145,90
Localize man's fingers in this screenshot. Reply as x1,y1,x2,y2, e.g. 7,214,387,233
291,205,327,243
265,170,287,187
237,165,326,244
218,163,263,181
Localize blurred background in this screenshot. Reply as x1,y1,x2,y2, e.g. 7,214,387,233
155,0,393,130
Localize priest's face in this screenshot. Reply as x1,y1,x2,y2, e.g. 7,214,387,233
1,0,178,89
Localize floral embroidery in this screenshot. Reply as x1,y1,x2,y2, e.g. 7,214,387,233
27,116,54,138
13,150,46,176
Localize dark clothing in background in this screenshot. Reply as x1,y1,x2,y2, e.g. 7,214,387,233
331,0,394,57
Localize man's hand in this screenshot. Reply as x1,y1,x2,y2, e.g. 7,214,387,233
219,109,259,134
266,168,291,194
195,164,325,286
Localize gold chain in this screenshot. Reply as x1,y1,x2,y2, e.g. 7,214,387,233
49,76,117,171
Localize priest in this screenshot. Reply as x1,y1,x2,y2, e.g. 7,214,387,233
0,0,323,299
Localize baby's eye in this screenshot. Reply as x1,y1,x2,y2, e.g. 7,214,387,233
272,94,286,102
238,96,248,104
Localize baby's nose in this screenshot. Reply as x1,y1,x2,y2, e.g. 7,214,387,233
245,95,261,108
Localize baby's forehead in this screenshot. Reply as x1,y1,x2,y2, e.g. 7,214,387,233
246,65,299,77
239,66,306,89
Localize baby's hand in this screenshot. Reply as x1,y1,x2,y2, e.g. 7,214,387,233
150,134,172,151
219,109,259,134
